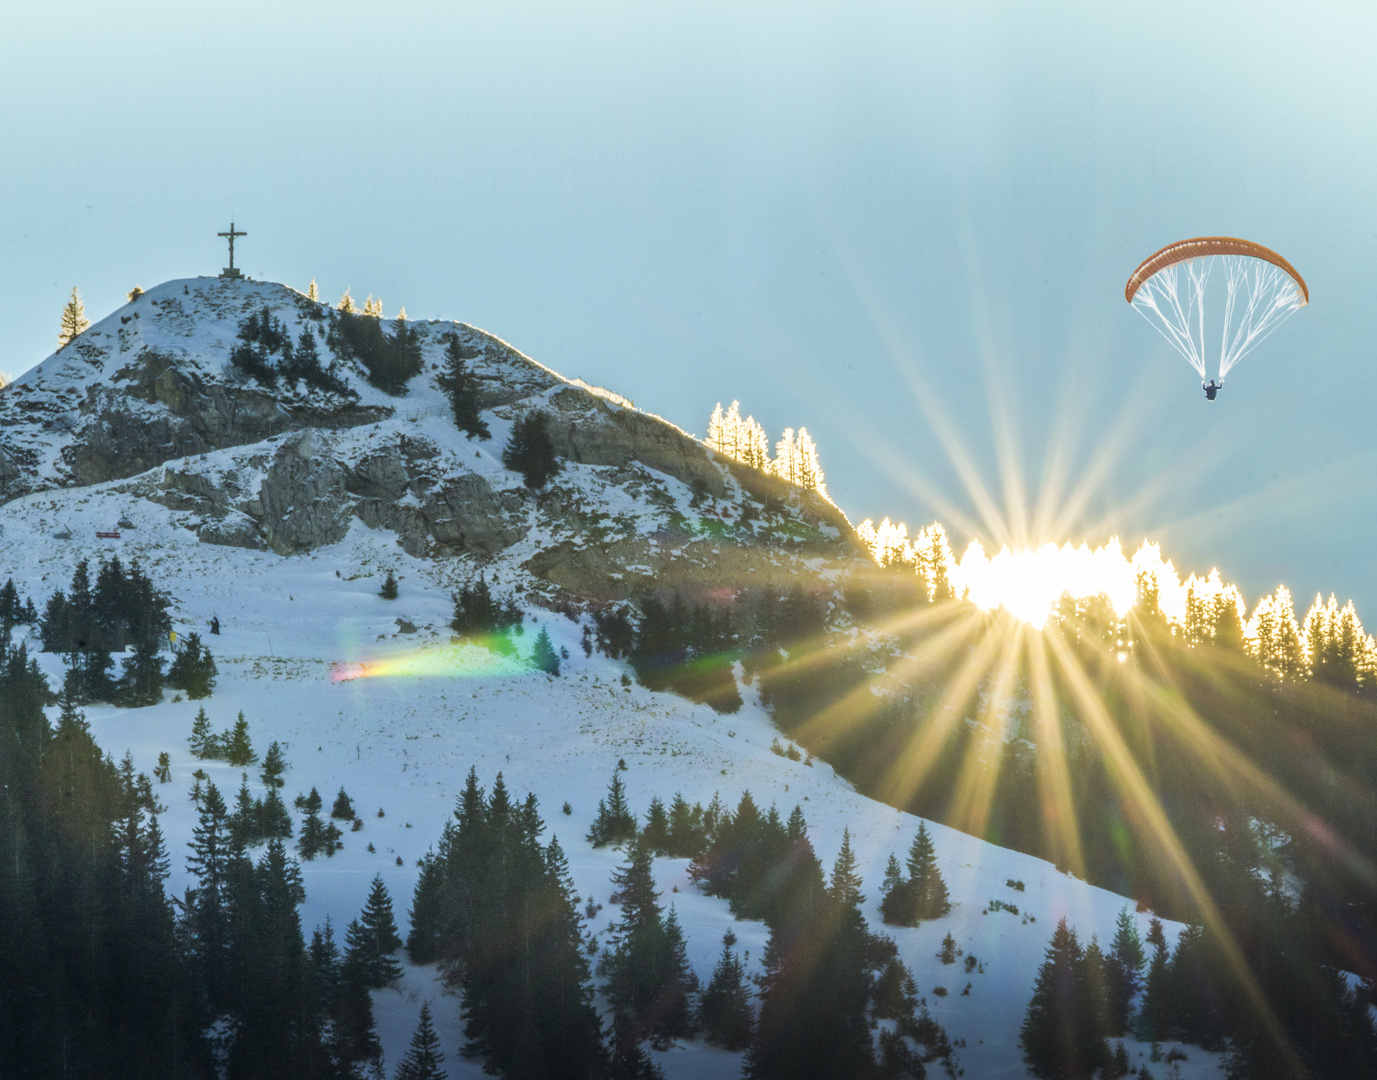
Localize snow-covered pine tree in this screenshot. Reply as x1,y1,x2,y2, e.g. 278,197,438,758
772,428,799,486
57,286,89,349
706,401,728,455
337,288,357,314
793,427,828,498
914,523,956,601
307,279,319,302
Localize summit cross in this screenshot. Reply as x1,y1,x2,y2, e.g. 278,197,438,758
217,221,247,279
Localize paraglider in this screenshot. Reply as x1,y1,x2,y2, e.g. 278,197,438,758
1125,237,1308,398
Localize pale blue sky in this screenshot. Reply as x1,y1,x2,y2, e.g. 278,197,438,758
3,0,1375,609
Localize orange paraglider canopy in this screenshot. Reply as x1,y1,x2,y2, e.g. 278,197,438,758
1124,237,1308,306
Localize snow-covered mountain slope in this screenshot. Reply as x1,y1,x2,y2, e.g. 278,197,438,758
0,279,1223,1078
1,277,857,603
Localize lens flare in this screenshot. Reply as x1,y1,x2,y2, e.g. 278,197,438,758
330,636,530,682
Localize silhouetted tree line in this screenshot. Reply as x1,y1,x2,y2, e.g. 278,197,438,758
408,769,607,1079
0,576,38,633
750,574,1377,1078
450,575,524,652
587,584,829,715
328,307,422,395
1022,901,1377,1080
410,766,955,1078
38,557,213,705
231,304,351,395
0,633,386,1079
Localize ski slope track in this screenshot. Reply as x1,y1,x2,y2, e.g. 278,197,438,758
0,278,1221,1078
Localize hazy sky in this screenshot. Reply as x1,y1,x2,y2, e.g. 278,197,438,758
3,1,1375,609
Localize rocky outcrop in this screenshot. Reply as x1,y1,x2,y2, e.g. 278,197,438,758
543,387,727,497
255,433,353,554
61,351,391,489
346,444,529,558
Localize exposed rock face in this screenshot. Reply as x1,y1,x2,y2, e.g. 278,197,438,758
256,433,353,554
348,449,529,559
62,354,391,489
544,387,727,498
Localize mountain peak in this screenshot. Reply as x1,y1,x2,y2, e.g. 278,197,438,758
0,276,862,609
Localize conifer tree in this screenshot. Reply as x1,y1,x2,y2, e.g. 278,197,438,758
307,278,320,302
502,410,562,489
395,1002,447,1080
356,875,405,986
665,793,708,858
705,401,728,455
187,780,234,1004
699,930,754,1050
332,786,356,820
380,570,399,600
915,523,956,601
225,710,257,766
879,852,908,925
641,796,670,855
905,821,950,920
260,740,288,788
1138,920,1170,1042
120,636,164,705
189,705,215,758
603,839,699,1049
1020,918,1110,1079
338,288,358,313
437,332,491,439
57,285,90,348
772,428,800,486
588,766,639,847
793,427,828,498
1106,908,1145,1035
167,631,217,698
260,787,294,839
229,776,262,847
299,786,328,859
531,626,560,675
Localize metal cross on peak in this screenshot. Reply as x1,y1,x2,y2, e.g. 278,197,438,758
217,221,247,279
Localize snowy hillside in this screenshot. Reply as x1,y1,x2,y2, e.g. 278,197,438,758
0,279,1222,1078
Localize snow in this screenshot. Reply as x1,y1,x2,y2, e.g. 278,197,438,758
1,488,1223,1079
0,277,1224,1077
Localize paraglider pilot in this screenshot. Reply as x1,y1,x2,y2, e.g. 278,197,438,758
1203,379,1220,401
